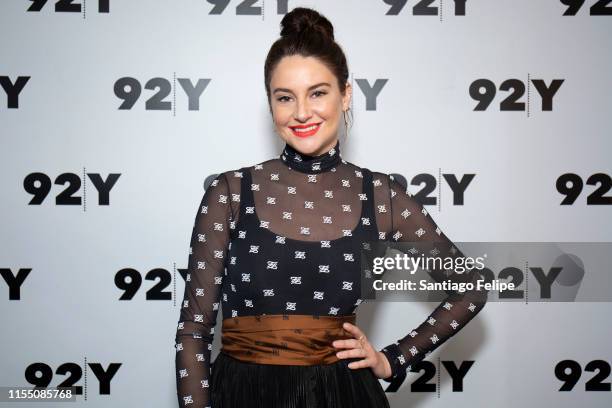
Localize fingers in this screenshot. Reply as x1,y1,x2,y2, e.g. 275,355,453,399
333,322,368,349
332,338,362,350
333,323,375,369
336,346,368,359
342,322,365,341
347,358,373,369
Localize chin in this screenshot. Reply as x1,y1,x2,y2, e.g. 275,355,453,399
290,136,329,153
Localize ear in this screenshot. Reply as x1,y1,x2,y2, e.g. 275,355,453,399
342,82,352,111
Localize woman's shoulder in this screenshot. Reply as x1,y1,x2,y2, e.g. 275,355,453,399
343,160,392,185
211,158,278,191
223,158,281,174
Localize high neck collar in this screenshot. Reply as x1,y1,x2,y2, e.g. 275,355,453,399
280,140,342,174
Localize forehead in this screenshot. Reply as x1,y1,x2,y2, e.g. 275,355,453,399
271,55,335,90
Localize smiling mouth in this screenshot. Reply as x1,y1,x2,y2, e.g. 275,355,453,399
289,123,322,137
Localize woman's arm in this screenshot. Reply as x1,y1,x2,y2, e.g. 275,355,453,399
175,173,233,408
378,174,488,389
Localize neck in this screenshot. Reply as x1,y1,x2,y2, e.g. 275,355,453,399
280,139,342,174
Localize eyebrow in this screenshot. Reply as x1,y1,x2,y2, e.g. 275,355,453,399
272,82,331,94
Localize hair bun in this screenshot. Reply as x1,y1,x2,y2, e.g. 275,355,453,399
280,7,334,41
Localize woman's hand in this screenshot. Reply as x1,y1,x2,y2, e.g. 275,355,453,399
332,322,393,380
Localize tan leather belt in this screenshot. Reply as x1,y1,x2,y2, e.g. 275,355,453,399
220,314,357,365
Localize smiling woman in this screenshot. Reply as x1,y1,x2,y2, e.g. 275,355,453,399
265,10,352,157
269,54,351,154
174,5,486,408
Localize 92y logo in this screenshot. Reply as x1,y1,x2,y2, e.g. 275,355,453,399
114,77,210,113
392,173,475,207
27,0,109,13
115,268,174,301
408,360,475,393
560,0,612,15
1,76,30,109
354,79,388,111
205,0,297,15
1,268,31,300
556,173,612,205
470,78,564,113
25,362,121,396
383,0,468,16
556,360,611,391
24,172,120,206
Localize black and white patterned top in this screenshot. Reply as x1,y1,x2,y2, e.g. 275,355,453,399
174,139,487,407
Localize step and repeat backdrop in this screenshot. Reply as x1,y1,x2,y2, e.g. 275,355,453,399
1,0,611,407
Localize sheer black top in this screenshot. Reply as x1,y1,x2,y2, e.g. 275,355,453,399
174,139,487,407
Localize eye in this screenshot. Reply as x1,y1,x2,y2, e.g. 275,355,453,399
277,95,291,103
313,90,327,97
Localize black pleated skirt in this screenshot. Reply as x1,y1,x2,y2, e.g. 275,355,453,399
210,351,390,408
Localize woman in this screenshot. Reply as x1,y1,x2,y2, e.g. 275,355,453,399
175,6,487,408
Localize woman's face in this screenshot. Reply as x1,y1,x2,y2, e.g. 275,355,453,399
270,55,351,156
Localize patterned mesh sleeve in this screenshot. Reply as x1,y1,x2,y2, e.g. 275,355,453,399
175,173,233,408
379,174,488,384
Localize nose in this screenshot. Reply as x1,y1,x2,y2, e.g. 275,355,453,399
294,98,312,123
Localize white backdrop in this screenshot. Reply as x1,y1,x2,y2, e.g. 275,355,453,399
1,0,611,407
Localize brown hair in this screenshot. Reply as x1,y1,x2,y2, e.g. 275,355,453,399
264,7,350,115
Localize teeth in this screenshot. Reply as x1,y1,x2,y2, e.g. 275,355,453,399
293,124,318,132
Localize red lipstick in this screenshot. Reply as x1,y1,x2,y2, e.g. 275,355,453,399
289,122,322,138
